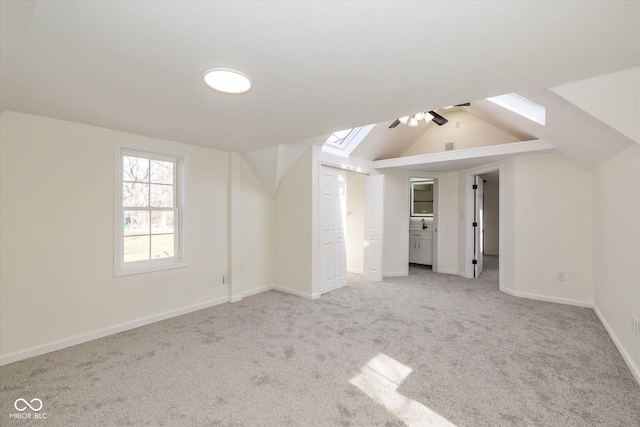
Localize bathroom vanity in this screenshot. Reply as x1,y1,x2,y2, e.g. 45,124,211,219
409,229,433,265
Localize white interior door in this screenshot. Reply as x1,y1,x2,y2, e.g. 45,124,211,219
364,174,384,281
473,176,484,278
319,166,347,294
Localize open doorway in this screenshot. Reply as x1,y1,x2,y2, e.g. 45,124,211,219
479,171,499,280
408,177,438,276
465,167,499,281
318,166,384,295
346,171,366,276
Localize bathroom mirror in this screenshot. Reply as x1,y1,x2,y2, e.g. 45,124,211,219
411,180,434,217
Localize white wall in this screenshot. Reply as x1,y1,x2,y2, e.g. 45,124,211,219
0,112,230,359
239,157,274,293
382,170,410,276
435,172,459,275
592,143,640,377
273,147,313,296
501,158,517,289
483,180,499,256
502,153,594,304
403,110,520,157
346,171,365,274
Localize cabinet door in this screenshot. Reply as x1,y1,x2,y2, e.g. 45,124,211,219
409,237,418,263
417,239,433,265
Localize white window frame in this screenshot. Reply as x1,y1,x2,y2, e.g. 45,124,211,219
321,124,375,158
114,141,188,277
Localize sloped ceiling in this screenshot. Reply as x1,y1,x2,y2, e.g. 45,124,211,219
350,119,428,160
1,1,639,152
551,67,640,143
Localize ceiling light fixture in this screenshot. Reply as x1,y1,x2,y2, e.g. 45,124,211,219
388,103,469,129
203,68,252,94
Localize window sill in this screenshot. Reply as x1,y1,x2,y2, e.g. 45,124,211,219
114,261,188,277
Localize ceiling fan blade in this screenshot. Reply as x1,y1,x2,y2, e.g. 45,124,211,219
455,102,470,107
389,119,401,129
429,111,448,126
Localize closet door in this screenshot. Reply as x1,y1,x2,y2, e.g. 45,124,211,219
364,174,384,281
319,166,347,294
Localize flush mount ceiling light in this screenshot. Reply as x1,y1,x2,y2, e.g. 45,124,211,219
203,68,252,94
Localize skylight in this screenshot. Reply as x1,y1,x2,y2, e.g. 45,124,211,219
322,125,375,158
487,93,546,125
324,128,354,148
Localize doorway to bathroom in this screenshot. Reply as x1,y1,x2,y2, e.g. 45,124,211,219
408,177,438,275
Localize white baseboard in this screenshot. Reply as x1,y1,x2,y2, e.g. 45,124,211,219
497,287,638,385
499,287,594,308
593,306,640,386
0,296,229,366
348,269,364,275
272,285,317,300
242,285,274,298
230,295,243,303
437,269,458,275
239,284,319,300
383,271,407,278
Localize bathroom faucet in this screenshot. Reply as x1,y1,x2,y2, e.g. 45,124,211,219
422,218,427,229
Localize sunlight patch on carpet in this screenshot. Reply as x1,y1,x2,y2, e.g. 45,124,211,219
350,353,456,427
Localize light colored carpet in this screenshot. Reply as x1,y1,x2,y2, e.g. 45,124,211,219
1,256,639,426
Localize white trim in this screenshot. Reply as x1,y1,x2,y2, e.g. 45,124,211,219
242,285,274,298
348,269,364,275
273,285,319,300
383,271,407,278
114,141,189,277
239,285,318,301
230,295,243,303
593,306,640,386
0,297,228,366
436,269,459,276
502,287,640,386
499,287,594,308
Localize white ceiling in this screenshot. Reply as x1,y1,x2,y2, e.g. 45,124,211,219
1,1,639,153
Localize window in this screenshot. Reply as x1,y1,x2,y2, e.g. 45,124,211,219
486,93,546,125
114,142,187,276
324,128,354,148
321,124,375,158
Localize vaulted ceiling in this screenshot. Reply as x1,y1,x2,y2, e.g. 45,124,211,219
2,1,639,153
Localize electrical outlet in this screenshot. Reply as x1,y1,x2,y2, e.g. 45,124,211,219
223,274,230,284
555,272,565,281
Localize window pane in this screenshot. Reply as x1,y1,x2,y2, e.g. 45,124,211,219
124,235,150,262
150,160,174,184
150,184,173,207
124,211,150,235
151,211,174,234
123,182,149,207
123,156,149,182
151,234,174,259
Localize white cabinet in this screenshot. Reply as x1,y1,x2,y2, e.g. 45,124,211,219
409,230,433,265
